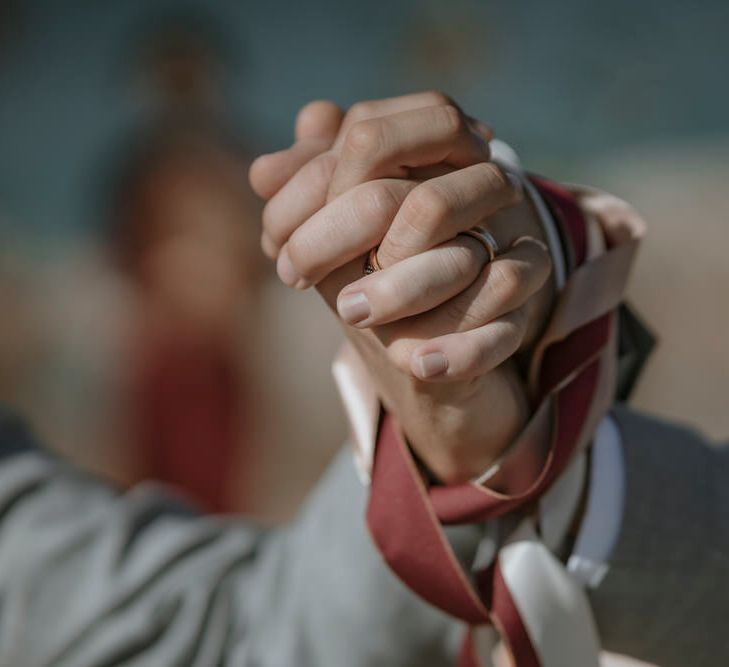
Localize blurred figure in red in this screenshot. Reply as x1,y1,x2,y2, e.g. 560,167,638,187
110,19,263,512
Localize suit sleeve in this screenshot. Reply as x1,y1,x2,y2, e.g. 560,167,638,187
0,408,478,667
588,405,729,667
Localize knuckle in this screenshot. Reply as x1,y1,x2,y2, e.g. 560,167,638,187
509,240,554,291
423,90,456,107
386,339,414,375
296,152,338,202
477,161,510,192
438,103,467,137
368,278,400,317
310,150,338,183
344,119,384,158
405,183,451,226
377,231,421,266
346,100,376,124
354,181,401,221
438,244,475,281
443,299,483,330
488,261,524,305
384,185,452,262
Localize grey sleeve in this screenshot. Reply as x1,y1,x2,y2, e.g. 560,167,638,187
0,410,476,667
589,405,729,667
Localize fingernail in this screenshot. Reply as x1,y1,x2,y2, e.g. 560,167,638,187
276,248,301,287
337,291,371,326
413,352,449,378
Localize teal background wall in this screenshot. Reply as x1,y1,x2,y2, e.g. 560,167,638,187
0,0,727,240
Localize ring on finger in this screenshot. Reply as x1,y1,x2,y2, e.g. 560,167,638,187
363,246,382,274
458,225,500,263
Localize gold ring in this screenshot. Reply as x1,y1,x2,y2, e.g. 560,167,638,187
459,226,499,263
363,246,382,274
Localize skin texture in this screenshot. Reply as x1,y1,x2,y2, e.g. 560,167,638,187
249,93,554,483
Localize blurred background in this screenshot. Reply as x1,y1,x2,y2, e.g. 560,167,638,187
0,0,727,528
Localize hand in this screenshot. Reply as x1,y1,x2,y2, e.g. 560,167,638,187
251,93,554,369
250,93,554,482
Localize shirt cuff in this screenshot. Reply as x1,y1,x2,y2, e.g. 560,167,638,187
491,139,567,291
567,415,626,588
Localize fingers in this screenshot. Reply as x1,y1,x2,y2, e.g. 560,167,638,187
295,100,345,141
249,137,333,201
402,237,551,338
372,237,552,380
252,94,498,264
251,93,468,201
377,161,522,266
328,104,490,200
332,90,475,149
276,178,417,289
258,112,499,261
251,92,470,200
262,151,338,257
410,309,528,381
336,236,488,327
249,99,343,201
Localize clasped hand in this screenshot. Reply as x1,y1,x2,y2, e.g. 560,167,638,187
250,91,554,483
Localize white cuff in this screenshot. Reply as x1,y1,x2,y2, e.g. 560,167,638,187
491,139,567,290
567,415,626,588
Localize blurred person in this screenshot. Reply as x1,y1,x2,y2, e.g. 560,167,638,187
111,122,261,512
0,92,724,667
0,249,46,418
109,20,264,512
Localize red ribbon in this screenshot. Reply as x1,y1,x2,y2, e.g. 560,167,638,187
366,178,613,666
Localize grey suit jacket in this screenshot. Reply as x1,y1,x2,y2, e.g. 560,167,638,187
0,405,725,666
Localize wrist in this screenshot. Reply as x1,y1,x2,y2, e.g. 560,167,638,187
385,361,531,484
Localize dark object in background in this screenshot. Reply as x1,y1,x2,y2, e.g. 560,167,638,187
616,303,656,402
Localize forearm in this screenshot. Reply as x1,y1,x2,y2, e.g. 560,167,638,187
0,412,472,667
252,447,477,666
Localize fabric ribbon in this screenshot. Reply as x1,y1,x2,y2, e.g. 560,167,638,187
365,177,637,666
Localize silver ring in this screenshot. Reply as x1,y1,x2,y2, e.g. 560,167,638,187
459,226,500,263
